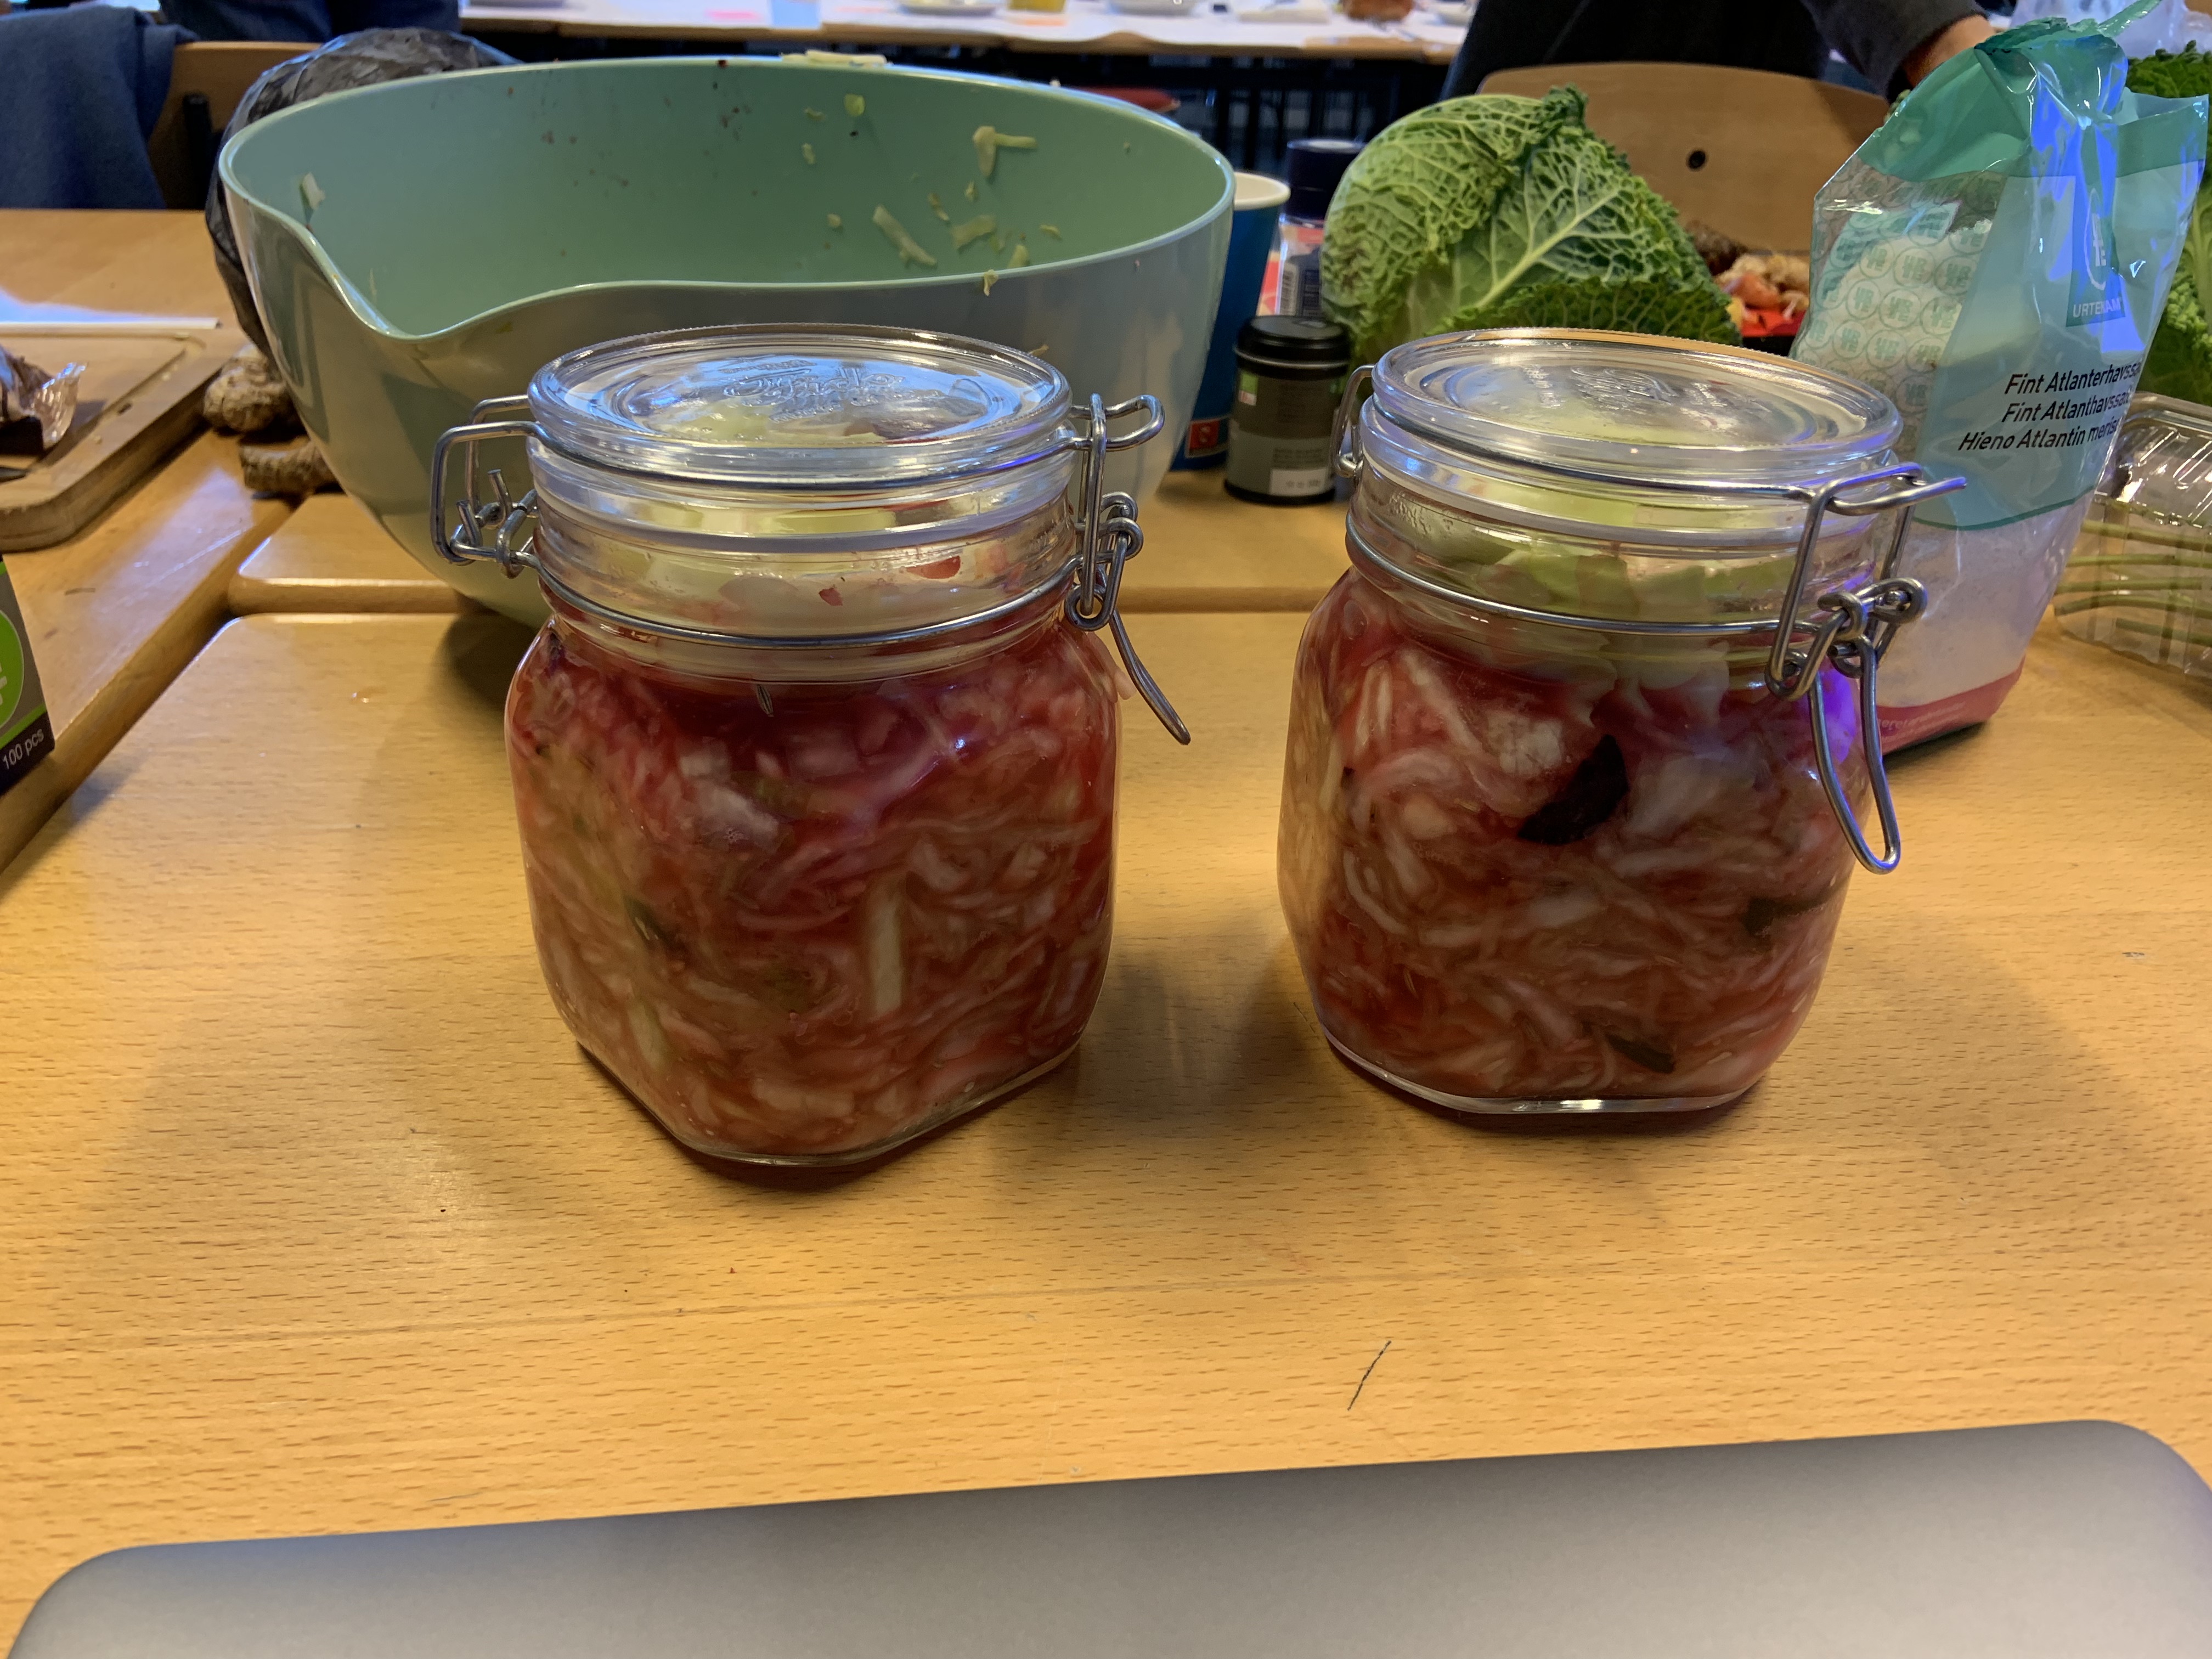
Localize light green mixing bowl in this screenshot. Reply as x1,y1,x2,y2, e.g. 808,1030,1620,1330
220,57,1233,623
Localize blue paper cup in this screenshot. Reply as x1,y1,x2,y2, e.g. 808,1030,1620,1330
1174,171,1290,469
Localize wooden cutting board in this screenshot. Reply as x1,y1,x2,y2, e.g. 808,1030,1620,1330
0,326,238,551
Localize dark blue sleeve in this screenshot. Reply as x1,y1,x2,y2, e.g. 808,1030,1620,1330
163,0,463,43
1798,0,1984,97
0,8,194,209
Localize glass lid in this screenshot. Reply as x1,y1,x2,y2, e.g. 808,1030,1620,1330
529,324,1071,487
1372,329,1901,485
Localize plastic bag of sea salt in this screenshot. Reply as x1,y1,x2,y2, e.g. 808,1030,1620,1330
1794,0,2205,748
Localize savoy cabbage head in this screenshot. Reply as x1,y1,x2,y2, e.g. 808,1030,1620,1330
2128,42,2212,101
1321,88,1736,364
2129,47,2212,406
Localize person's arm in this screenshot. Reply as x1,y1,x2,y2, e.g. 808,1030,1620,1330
1799,0,1995,98
1898,12,1996,84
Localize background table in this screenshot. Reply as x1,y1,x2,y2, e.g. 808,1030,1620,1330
464,0,1462,60
0,211,287,870
5,605,2210,1645
1,211,227,324
227,472,1352,616
456,0,1455,172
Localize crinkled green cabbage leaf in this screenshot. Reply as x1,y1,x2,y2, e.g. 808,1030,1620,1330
2128,42,2212,102
2141,207,2212,407
2130,48,2212,406
1322,88,1735,364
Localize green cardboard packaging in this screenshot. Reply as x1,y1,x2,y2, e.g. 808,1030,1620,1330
0,554,53,796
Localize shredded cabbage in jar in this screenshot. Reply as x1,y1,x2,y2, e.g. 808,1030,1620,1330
509,610,1122,1158
1279,569,1865,1105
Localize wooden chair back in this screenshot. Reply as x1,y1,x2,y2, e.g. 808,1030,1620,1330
1477,61,1890,252
148,42,319,210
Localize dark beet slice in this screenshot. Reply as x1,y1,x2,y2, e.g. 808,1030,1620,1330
1516,735,1628,846
1601,1029,1677,1075
1741,884,1839,940
624,896,686,961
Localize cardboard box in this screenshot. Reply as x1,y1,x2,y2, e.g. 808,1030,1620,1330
0,554,53,796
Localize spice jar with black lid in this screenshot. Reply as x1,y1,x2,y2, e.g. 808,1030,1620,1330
1225,315,1350,507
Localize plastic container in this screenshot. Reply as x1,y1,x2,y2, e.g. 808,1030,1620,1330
218,58,1234,627
1283,329,1959,1116
1790,10,2204,752
1176,171,1291,469
2056,392,2212,680
430,325,1188,1167
1272,138,1363,320
1226,315,1350,504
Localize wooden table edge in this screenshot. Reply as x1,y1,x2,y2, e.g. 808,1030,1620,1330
226,571,472,616
0,507,279,872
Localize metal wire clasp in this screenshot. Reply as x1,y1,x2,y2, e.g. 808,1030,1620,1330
1333,363,1376,480
429,387,1188,741
1761,468,1959,874
1065,393,1190,743
1795,578,1927,872
1339,456,1962,875
1329,345,1965,873
430,394,539,576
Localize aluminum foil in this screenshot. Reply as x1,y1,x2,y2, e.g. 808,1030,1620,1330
0,346,83,452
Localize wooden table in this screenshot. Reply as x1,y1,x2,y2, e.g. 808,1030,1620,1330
1128,470,1350,610
0,211,289,868
1,211,227,322
227,493,469,616
5,605,2211,1643
225,471,1351,616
